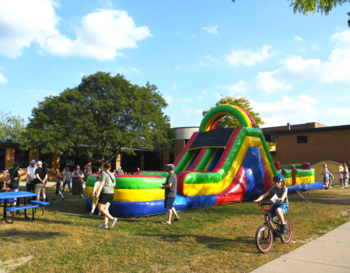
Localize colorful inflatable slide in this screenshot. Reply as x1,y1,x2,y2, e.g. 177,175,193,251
85,105,323,217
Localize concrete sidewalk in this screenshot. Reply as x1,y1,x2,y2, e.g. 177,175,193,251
251,221,350,273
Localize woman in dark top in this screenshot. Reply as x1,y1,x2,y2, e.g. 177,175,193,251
71,165,84,199
3,163,21,206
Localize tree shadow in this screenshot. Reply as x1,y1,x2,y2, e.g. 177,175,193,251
0,230,62,242
136,233,236,251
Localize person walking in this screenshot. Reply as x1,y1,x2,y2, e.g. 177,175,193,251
71,165,84,199
96,163,117,229
161,164,180,224
328,169,334,188
52,175,65,201
320,163,329,189
34,161,47,201
343,163,349,189
84,164,92,193
62,166,72,194
26,159,37,192
340,168,344,189
90,175,101,215
3,163,21,206
116,166,124,175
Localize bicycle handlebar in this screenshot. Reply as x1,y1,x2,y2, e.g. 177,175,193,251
255,201,272,212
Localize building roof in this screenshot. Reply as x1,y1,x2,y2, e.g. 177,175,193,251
268,124,350,134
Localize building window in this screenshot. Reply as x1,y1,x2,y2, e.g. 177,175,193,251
15,149,29,168
144,153,160,171
39,152,53,169
121,153,141,173
0,148,5,171
264,134,274,142
297,136,308,143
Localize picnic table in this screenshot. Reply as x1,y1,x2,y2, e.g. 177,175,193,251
0,191,38,223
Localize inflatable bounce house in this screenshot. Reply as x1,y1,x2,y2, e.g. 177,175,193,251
85,105,323,217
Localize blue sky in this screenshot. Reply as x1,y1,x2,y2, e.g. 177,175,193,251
1,0,350,128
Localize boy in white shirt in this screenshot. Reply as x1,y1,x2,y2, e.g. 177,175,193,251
90,175,101,216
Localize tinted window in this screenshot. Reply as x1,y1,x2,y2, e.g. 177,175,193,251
297,136,308,143
15,149,29,168
39,152,53,168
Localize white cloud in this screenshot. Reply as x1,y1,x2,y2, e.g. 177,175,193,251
0,0,60,58
213,93,222,99
130,68,140,73
253,95,318,127
80,73,86,78
182,105,202,117
202,25,218,35
199,61,207,67
0,73,8,83
231,30,350,93
202,90,207,94
172,83,177,90
176,31,181,35
175,66,181,70
294,36,303,42
99,0,113,8
198,96,204,101
312,43,319,51
0,1,151,60
227,80,251,94
165,95,174,104
225,45,273,67
206,54,221,63
180,98,191,103
44,9,151,60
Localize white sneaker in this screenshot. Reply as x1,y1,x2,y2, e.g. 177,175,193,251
99,212,101,216
70,193,72,195
110,217,118,229
89,212,93,215
98,224,108,229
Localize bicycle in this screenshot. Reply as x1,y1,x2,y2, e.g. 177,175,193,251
255,202,292,253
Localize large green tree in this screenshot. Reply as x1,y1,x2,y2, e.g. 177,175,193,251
0,110,26,141
232,0,350,16
203,96,276,149
22,72,173,165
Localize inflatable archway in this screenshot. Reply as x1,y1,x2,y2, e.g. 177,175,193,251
85,105,323,217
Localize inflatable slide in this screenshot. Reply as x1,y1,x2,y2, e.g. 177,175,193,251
85,104,323,217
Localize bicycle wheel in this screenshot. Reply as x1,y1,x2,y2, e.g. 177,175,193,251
255,224,273,253
280,219,292,244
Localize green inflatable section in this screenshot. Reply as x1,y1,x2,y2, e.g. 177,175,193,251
87,174,166,190
180,127,277,185
296,169,314,177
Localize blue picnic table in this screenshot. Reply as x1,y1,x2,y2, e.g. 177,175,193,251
0,191,38,223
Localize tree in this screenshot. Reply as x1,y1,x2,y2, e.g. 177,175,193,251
232,0,350,16
203,96,276,149
21,72,173,165
0,110,26,140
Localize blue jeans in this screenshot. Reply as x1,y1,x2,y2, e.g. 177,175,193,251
62,180,72,193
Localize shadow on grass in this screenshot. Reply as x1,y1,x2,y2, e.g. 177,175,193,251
136,233,236,250
0,230,62,242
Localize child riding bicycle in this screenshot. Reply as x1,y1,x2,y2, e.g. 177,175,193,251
254,174,288,234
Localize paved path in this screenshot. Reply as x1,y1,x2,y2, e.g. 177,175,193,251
251,221,350,273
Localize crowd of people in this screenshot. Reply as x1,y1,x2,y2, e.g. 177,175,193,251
320,163,349,190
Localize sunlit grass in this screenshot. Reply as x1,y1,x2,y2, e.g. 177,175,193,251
1,186,350,272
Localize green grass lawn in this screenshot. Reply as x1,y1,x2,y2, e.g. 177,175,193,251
1,186,350,272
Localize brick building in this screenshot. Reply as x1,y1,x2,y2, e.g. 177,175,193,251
0,139,162,181
262,122,350,165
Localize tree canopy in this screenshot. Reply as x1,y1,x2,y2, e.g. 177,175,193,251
22,72,173,165
232,0,350,16
0,110,26,141
203,96,276,149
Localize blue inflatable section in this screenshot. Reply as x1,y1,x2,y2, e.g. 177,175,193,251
207,148,224,171
85,193,218,217
287,181,324,194
243,146,265,199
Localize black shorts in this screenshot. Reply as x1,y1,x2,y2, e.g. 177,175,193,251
99,192,114,205
164,197,175,210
